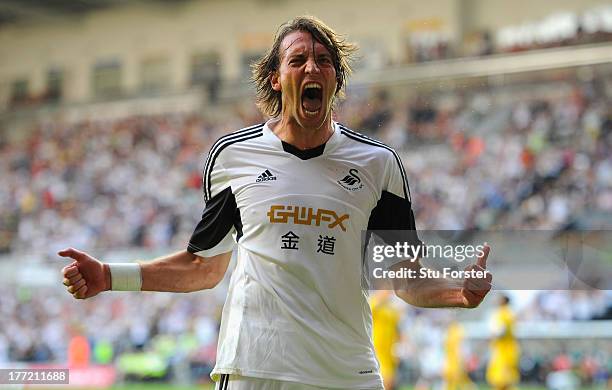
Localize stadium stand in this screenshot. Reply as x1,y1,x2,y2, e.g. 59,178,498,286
2,75,610,258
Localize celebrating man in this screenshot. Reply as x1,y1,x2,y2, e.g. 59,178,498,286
60,16,492,390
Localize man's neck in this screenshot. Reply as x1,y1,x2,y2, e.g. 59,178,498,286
269,117,334,150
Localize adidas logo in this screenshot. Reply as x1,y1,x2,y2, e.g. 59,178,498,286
256,169,277,182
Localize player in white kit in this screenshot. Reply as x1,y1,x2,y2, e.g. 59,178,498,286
60,16,492,390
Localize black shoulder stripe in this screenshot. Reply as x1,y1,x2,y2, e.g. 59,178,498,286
204,130,263,201
203,124,263,200
202,123,264,197
202,124,263,179
204,129,263,201
223,122,264,138
339,125,410,201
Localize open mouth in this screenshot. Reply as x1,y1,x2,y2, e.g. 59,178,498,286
301,83,323,116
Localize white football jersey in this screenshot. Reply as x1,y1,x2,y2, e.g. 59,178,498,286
188,121,419,389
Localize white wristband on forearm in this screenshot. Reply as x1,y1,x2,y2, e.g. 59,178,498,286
108,263,142,291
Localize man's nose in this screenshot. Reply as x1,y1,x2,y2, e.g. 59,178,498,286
305,57,320,74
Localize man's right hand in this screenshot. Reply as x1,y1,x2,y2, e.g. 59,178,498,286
59,248,110,299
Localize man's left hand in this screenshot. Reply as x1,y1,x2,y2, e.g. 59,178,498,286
461,244,492,308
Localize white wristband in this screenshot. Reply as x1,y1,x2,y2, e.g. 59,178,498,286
108,263,142,291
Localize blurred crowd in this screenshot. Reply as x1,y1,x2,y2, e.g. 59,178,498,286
0,111,261,256
339,76,612,233
408,25,612,64
0,286,610,386
0,286,223,382
520,290,612,321
406,6,612,63
393,295,611,388
1,76,611,258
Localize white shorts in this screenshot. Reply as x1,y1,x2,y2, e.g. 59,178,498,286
215,374,383,390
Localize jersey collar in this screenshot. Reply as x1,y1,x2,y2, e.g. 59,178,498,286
262,120,341,160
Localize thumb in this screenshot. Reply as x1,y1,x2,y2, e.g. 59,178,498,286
58,247,88,263
476,243,490,268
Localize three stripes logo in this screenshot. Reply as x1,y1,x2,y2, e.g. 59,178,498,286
256,169,277,183
337,168,363,191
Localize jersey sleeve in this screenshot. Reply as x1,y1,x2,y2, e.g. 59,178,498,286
187,151,238,257
367,150,421,258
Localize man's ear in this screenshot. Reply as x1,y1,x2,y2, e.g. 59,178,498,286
270,72,281,92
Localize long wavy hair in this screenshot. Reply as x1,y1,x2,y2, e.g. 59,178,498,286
252,16,358,118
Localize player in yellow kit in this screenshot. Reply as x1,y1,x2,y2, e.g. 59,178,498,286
443,321,475,390
371,290,401,390
486,295,520,390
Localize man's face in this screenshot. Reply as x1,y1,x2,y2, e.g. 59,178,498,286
271,30,337,130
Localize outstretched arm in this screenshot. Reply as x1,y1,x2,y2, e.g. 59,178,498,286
59,248,231,299
140,250,231,292
392,244,492,308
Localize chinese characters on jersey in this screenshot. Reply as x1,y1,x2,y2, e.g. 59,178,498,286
279,231,336,255
317,235,336,255
281,231,300,250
